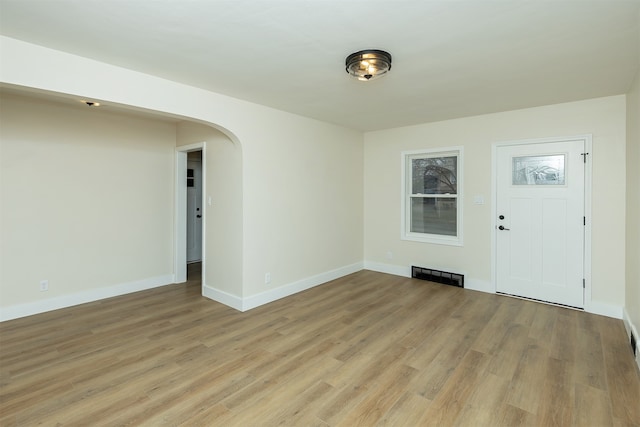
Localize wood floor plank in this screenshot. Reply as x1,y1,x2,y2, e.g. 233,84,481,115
527,303,558,345
222,353,341,426
327,345,412,391
220,340,338,413
536,377,574,426
574,382,616,427
450,371,510,427
180,403,234,427
1,268,639,426
130,372,256,427
549,310,579,362
574,324,608,390
251,380,335,427
470,297,524,356
415,349,491,425
336,363,418,427
494,403,537,426
316,383,372,425
484,323,531,381
374,391,431,427
504,338,549,414
599,317,640,425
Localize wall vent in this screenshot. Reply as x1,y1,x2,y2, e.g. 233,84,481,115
632,333,637,357
411,266,464,288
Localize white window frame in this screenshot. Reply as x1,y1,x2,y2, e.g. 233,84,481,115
401,147,463,246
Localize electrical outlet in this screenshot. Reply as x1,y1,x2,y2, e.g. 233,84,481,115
386,251,393,260
265,273,271,284
40,280,49,292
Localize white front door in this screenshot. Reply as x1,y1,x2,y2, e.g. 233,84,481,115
496,139,585,308
186,156,203,263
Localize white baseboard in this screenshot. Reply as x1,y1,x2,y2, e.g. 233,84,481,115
201,285,243,311
202,262,364,312
363,261,411,278
364,260,493,294
584,300,623,319
243,262,364,311
0,274,175,322
465,278,495,294
362,261,627,321
623,308,640,372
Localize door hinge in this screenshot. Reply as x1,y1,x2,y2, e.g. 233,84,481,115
581,152,589,163
583,216,586,226
583,278,586,288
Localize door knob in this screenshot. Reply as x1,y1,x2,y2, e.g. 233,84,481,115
498,225,510,231
196,215,202,218
499,215,505,220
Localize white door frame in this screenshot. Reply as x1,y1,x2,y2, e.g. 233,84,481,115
491,135,592,308
175,142,206,284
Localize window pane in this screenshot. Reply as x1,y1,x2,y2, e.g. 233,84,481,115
411,156,457,194
410,197,457,236
512,154,565,185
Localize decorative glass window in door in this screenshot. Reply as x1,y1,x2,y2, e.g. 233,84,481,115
512,154,565,185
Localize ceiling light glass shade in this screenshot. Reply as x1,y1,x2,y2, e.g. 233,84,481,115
345,49,392,81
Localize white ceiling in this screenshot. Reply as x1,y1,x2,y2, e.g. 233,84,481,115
1,0,639,131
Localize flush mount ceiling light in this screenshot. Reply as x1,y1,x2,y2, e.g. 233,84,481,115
345,49,392,81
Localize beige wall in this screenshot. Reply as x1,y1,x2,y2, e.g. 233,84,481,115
364,96,627,311
176,122,243,297
241,117,364,297
626,68,640,332
0,36,364,313
0,92,176,308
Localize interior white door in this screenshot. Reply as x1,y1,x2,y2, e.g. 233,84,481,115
496,139,585,308
186,155,203,263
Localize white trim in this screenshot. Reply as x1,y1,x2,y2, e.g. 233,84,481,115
364,261,493,293
583,136,593,309
202,285,244,311
400,147,464,246
584,300,623,319
175,151,188,283
175,142,206,285
491,143,498,293
0,275,175,322
465,278,495,294
364,260,625,319
364,260,411,277
623,308,639,344
490,134,593,308
623,308,640,372
242,262,363,311
202,262,364,312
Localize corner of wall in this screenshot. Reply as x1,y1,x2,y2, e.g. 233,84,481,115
201,284,244,311
202,262,364,312
363,261,411,278
623,307,640,372
584,300,624,319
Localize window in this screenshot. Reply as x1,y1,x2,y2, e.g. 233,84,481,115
512,154,565,185
402,147,463,245
187,168,195,187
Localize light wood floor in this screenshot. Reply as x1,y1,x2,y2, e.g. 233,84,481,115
1,268,639,426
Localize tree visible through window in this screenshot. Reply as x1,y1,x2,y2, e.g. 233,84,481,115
402,148,463,245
